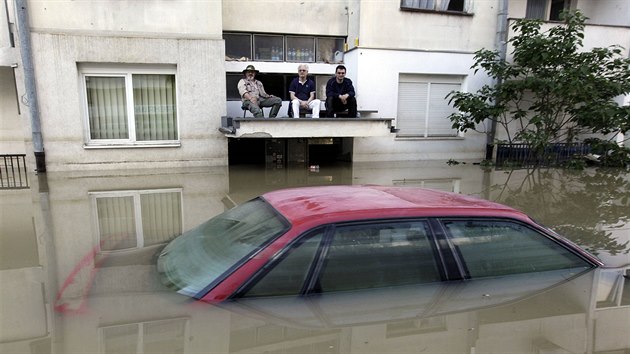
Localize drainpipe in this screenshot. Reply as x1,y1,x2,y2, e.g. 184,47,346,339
15,0,45,172
487,0,509,161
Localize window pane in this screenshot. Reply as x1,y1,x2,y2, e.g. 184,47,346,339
442,220,591,278
286,36,315,62
224,33,252,60
245,231,324,297
318,221,439,293
133,74,178,141
401,0,436,10
317,38,345,63
86,76,129,140
141,192,182,246
254,35,283,61
101,324,139,354
525,0,546,19
97,196,137,251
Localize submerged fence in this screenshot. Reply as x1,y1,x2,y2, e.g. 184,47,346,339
1,154,29,189
496,143,591,168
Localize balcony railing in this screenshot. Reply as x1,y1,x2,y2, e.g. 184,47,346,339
1,154,29,189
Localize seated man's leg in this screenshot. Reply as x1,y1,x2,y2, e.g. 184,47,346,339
347,96,357,118
325,96,336,118
309,99,321,118
260,96,283,118
243,100,263,118
291,99,301,118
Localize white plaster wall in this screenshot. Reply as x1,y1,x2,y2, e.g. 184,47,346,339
347,48,489,162
358,0,499,52
26,0,222,37
577,0,630,26
222,0,348,36
0,67,27,154
28,33,227,171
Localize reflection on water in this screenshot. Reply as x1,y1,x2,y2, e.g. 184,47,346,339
1,162,629,353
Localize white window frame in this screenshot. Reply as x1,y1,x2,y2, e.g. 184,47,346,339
79,64,180,148
89,188,184,253
396,74,465,139
99,317,189,354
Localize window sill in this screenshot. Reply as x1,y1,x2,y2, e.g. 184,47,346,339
84,142,181,149
400,7,473,16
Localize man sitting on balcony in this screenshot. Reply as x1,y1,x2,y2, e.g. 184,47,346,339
288,64,321,118
237,65,282,118
325,64,357,118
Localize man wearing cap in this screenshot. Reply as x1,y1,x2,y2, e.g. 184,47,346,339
237,65,282,118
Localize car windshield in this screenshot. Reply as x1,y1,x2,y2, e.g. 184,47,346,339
158,198,289,297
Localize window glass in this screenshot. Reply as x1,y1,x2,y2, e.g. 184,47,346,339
85,71,178,144
244,231,324,297
316,38,345,63
442,220,591,278
401,0,436,10
158,198,289,297
133,74,178,141
286,36,315,62
224,33,252,60
94,190,183,252
86,76,129,140
254,35,284,61
318,221,440,293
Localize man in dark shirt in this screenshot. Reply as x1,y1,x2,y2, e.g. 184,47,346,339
289,64,321,118
325,65,357,118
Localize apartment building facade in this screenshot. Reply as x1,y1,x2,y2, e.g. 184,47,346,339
1,0,629,171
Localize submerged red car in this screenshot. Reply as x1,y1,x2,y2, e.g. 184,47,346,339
157,185,602,303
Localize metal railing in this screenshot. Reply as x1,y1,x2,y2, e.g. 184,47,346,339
1,154,29,189
496,143,591,168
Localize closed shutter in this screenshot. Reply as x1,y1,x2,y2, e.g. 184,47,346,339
427,83,459,137
397,82,429,136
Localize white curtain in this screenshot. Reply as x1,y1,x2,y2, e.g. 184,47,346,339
141,192,182,246
97,196,137,251
401,0,435,10
133,74,178,141
86,76,129,140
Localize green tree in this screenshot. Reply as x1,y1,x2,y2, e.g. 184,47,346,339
448,11,630,166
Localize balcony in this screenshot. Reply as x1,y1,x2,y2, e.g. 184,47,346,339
219,116,395,138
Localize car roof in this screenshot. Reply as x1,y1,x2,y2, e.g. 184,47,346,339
262,185,531,225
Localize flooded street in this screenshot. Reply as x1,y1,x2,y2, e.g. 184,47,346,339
1,161,629,353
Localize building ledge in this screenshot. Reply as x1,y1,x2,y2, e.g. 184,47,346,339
220,116,395,138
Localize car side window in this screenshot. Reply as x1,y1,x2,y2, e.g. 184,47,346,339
442,220,592,278
243,231,324,297
317,221,440,293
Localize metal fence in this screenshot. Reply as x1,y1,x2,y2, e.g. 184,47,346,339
496,143,591,168
1,154,30,189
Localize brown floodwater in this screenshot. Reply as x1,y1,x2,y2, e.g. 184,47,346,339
1,161,629,353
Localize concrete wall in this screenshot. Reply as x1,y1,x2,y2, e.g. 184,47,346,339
0,67,26,154
222,0,348,36
357,0,498,52
348,48,490,162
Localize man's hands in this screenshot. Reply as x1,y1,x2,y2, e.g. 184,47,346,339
339,94,349,105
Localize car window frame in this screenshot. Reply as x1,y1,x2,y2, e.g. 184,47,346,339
231,218,447,299
435,217,599,280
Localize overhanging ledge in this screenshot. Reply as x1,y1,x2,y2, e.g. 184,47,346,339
220,117,395,138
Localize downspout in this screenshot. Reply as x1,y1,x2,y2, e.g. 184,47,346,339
486,0,509,161
15,0,45,172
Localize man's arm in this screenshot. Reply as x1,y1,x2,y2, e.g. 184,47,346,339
257,81,271,98
289,78,298,101
237,79,248,99
344,79,356,98
325,77,336,98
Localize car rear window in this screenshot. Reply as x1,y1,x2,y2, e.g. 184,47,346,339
158,198,288,297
